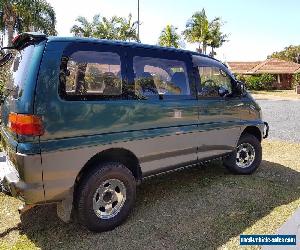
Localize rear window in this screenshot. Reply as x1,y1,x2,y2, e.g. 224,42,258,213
7,45,35,99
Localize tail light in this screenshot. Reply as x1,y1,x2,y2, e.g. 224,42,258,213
8,113,44,136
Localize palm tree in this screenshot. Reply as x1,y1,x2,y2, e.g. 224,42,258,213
118,14,138,42
71,13,139,42
94,15,121,40
183,9,228,56
158,25,181,48
70,15,99,37
0,0,56,46
183,9,209,54
207,18,227,57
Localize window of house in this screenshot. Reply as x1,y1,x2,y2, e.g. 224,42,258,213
132,56,190,98
60,51,122,99
198,66,233,97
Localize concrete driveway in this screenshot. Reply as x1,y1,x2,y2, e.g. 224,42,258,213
257,99,300,142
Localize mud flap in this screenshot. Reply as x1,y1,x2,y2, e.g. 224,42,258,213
56,188,74,223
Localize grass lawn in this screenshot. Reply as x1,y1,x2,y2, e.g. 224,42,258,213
1,140,300,250
251,89,300,100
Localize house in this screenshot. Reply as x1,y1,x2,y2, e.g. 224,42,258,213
227,58,300,89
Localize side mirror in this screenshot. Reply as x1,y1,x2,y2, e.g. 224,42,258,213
236,80,246,96
219,86,230,97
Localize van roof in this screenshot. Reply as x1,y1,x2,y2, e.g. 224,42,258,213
12,33,223,65
46,36,222,63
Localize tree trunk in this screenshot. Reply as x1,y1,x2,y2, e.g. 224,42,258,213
211,47,215,58
203,43,207,55
197,43,202,53
7,23,14,47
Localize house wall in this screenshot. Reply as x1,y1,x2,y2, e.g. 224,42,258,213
272,74,293,89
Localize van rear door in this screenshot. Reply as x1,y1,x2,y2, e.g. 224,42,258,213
1,33,46,152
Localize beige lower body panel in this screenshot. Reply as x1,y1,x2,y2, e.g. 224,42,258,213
41,127,241,202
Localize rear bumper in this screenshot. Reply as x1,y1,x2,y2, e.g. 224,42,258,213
0,154,24,199
0,153,44,204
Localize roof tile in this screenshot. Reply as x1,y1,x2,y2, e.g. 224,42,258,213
228,58,300,74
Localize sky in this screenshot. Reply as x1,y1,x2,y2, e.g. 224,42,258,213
47,0,300,62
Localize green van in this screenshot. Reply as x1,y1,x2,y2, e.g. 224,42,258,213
0,33,268,232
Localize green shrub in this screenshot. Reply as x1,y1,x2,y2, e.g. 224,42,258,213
292,72,300,88
235,74,246,82
243,74,275,90
0,65,9,97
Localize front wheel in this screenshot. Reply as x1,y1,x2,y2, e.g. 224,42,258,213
223,133,262,174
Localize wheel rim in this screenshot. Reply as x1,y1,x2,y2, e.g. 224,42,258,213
93,179,126,220
236,143,256,168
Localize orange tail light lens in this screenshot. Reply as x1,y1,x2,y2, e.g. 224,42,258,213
8,113,44,136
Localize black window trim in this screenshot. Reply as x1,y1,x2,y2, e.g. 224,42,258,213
192,55,239,99
127,48,197,101
196,65,238,100
58,42,133,101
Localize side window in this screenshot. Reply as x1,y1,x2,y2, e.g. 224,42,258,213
198,66,233,97
133,56,190,98
60,51,122,99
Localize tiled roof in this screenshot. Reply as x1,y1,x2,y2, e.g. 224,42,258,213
227,62,261,74
228,58,300,74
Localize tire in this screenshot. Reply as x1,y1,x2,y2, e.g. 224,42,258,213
223,133,262,174
76,162,136,232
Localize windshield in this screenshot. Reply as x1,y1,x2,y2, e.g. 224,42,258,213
6,45,35,99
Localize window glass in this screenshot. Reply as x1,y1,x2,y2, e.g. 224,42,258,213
198,66,232,97
7,45,34,99
133,56,190,98
60,51,122,98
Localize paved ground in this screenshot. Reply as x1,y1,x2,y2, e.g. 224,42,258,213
257,99,300,142
258,98,300,250
262,207,300,250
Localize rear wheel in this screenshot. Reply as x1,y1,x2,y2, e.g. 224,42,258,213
223,133,262,174
76,162,136,232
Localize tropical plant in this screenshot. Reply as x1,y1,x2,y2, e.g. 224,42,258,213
292,72,300,88
269,45,300,63
183,9,209,54
0,0,57,46
235,74,246,83
158,25,182,48
70,15,98,37
117,14,139,42
207,18,227,57
243,74,275,90
0,57,13,98
71,14,139,42
183,8,227,56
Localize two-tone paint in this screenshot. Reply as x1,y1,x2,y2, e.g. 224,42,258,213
0,37,264,206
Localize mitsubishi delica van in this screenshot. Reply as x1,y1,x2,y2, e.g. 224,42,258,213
0,33,269,232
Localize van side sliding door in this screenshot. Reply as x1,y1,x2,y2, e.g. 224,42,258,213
125,48,199,176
